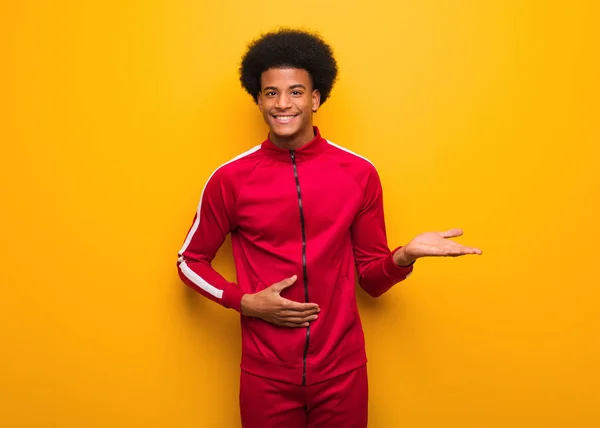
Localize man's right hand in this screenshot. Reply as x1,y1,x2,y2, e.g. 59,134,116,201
240,275,320,327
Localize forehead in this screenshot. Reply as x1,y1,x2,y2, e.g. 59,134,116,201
260,68,312,89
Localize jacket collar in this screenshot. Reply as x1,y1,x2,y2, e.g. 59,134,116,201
261,126,327,161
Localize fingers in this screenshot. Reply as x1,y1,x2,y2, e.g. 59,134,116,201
440,228,463,238
284,315,319,324
280,308,320,318
439,229,482,256
277,314,319,328
445,244,483,256
281,298,319,312
280,322,311,328
271,275,297,292
273,304,320,327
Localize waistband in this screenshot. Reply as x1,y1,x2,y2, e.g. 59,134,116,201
240,347,367,386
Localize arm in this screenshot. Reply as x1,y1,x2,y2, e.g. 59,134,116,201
350,167,414,298
351,167,483,297
177,168,321,323
177,169,244,311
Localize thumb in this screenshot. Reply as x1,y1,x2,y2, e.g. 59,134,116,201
272,275,298,293
440,228,463,239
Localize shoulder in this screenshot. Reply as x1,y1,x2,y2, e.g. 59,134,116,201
324,139,379,177
209,144,263,184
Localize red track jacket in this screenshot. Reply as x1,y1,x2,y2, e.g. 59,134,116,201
177,127,413,385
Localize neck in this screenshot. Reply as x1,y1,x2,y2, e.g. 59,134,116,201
270,126,316,150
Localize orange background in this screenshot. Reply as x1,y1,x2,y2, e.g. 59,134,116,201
1,1,599,427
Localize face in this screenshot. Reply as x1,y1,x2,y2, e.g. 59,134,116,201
257,68,321,146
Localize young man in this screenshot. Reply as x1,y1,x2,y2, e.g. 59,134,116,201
177,29,481,427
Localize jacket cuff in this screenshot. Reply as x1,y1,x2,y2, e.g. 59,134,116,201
222,283,244,312
383,246,415,280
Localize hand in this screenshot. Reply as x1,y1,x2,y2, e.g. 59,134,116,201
394,228,482,265
240,275,320,328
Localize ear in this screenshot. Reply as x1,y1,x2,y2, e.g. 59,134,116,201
257,92,263,111
312,89,321,113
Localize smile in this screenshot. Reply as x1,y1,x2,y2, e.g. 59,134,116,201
272,114,299,123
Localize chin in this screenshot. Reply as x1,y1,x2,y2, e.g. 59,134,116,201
271,126,299,139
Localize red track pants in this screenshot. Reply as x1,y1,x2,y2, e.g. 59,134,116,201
239,365,368,428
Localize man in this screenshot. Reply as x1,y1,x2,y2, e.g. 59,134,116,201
177,28,481,428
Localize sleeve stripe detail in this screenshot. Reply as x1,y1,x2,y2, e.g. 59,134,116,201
326,140,375,166
178,145,261,256
179,261,224,299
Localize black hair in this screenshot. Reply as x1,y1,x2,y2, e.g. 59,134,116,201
239,28,338,105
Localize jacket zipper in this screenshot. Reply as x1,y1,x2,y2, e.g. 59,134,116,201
290,150,310,386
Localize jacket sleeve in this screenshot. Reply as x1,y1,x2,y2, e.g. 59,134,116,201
350,166,414,297
177,168,244,311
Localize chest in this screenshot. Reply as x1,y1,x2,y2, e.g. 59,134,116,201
235,159,363,243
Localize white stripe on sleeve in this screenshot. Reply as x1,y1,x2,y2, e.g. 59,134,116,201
326,140,375,166
179,261,224,298
179,144,261,256
177,145,261,300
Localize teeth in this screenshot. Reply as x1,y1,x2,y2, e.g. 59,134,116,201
276,116,295,120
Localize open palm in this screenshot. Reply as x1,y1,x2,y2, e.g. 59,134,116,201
404,228,482,259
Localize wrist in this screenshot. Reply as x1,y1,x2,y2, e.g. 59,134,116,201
240,294,255,316
393,246,416,267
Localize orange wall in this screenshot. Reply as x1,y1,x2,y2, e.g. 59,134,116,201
1,1,599,427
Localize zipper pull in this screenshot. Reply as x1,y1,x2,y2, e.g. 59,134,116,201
290,150,295,162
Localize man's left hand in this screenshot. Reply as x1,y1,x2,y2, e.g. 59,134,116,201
394,228,482,266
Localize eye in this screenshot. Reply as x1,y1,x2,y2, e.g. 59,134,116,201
291,91,303,96
266,91,276,97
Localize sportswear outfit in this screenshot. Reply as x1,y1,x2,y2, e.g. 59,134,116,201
177,127,413,427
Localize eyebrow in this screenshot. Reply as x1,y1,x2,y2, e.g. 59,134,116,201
263,84,307,92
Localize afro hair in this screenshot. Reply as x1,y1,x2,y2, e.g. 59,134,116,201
239,28,338,105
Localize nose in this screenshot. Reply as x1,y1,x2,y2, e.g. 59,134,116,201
275,93,292,109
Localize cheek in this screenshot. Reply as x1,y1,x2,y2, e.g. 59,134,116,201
260,99,274,113
257,96,266,110
304,97,314,111
258,102,267,116
300,101,313,116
